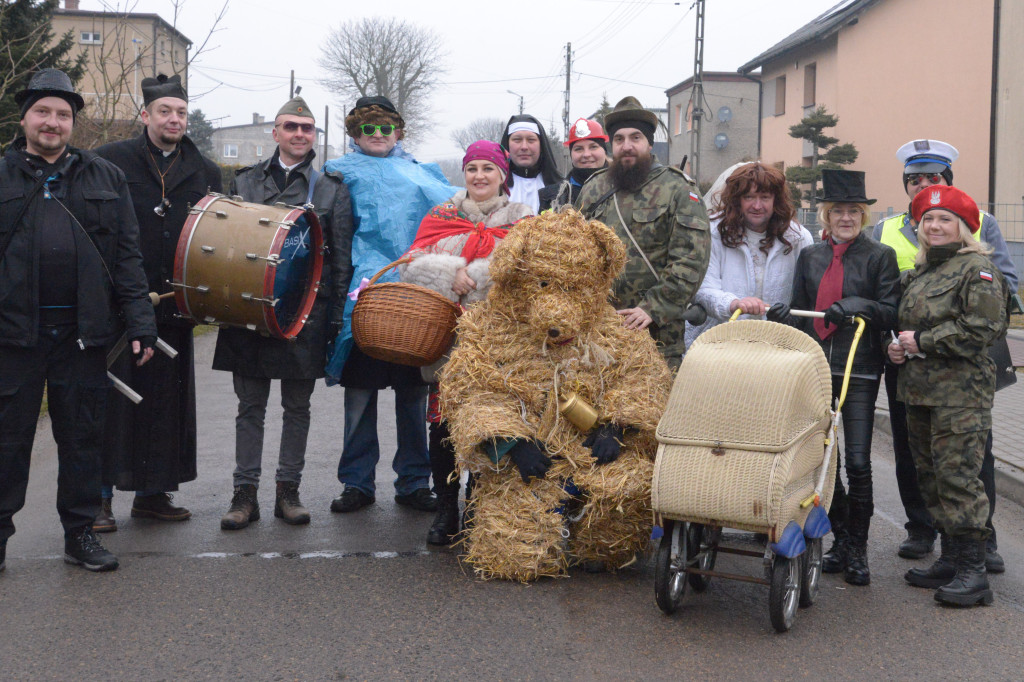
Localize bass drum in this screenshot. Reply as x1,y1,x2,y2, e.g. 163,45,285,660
173,194,324,340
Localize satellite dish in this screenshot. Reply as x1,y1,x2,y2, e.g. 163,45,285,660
714,133,729,150
717,106,733,123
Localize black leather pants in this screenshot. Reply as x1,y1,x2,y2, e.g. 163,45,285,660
829,375,879,547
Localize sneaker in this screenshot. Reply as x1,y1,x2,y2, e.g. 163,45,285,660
330,486,375,513
131,493,192,522
394,488,438,512
94,498,117,533
221,484,260,531
64,528,119,572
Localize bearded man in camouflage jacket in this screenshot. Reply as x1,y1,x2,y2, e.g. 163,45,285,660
576,96,710,368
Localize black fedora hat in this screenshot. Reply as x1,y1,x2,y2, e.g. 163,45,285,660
819,169,876,205
15,68,85,113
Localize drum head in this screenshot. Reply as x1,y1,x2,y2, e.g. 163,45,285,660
266,208,324,339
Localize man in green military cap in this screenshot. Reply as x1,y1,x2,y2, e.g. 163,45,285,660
576,96,710,367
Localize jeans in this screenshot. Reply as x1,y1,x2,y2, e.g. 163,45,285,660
232,374,316,487
336,386,430,497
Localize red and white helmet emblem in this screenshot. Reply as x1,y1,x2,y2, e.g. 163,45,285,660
574,119,591,139
929,190,941,205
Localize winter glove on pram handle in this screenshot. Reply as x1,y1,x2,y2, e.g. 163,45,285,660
766,302,794,326
507,439,552,483
583,423,625,464
823,301,848,329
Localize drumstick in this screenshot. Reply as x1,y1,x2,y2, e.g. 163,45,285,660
149,291,176,307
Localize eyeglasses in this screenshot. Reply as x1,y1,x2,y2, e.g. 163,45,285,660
360,124,396,136
828,207,863,217
906,173,942,186
278,121,315,133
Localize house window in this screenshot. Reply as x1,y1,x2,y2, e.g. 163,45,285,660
674,104,682,135
80,32,102,45
264,128,272,134
774,76,786,116
803,63,816,107
223,144,238,158
255,146,263,157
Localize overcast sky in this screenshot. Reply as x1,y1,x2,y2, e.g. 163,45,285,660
88,0,840,161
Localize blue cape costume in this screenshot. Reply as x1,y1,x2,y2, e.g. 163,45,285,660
324,143,456,384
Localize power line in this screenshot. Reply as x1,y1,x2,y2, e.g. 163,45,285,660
574,71,666,90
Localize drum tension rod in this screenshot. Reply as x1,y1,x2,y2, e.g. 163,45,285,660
245,253,283,266
241,292,279,306
257,217,296,228
188,207,229,218
169,280,210,294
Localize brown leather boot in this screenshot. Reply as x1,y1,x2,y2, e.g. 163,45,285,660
274,481,310,525
221,484,259,530
94,498,117,533
131,493,191,521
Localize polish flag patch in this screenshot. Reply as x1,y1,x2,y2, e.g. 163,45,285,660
689,192,700,202
979,271,993,281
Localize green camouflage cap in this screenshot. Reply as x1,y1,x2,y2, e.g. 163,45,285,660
276,96,314,121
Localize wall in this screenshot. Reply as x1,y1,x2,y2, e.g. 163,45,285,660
993,0,1024,243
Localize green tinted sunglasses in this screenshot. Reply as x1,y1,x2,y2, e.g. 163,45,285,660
360,124,396,136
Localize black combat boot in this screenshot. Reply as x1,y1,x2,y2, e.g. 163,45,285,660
905,532,957,588
822,475,849,574
426,491,460,546
844,514,870,586
934,538,993,607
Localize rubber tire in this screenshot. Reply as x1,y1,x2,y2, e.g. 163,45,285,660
686,523,718,593
799,537,822,608
655,521,686,615
769,554,802,633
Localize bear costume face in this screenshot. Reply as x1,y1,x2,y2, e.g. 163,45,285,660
487,210,627,348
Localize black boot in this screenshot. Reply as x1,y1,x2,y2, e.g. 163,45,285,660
822,470,849,574
905,532,957,588
934,538,994,607
844,498,871,586
427,492,460,546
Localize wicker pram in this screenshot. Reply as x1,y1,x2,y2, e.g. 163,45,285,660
653,320,837,538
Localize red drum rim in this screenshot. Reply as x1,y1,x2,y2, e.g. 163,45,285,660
173,193,218,322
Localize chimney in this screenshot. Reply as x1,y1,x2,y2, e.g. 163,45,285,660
253,113,264,125
65,0,80,9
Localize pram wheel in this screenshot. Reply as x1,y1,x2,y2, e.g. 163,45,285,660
654,520,686,614
686,523,718,592
799,537,822,608
769,554,801,632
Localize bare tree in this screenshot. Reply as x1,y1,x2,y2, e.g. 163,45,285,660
449,117,505,152
433,157,464,187
317,17,445,140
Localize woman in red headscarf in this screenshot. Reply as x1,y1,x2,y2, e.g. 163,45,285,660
399,140,533,546
767,169,899,587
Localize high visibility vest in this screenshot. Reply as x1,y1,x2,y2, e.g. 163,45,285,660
878,211,984,272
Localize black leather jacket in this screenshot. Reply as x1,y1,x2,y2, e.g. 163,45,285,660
0,140,156,348
790,231,900,376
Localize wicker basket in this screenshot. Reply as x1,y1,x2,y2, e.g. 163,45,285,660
352,257,461,367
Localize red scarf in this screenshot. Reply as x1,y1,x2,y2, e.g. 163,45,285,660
406,203,511,262
813,237,852,341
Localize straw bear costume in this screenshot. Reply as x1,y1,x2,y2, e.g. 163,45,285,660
440,210,672,581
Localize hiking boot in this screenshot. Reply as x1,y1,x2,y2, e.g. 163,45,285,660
64,528,118,572
906,533,957,588
897,530,935,559
94,498,117,533
426,492,460,546
394,488,437,512
935,538,994,607
221,484,259,530
131,493,192,522
274,481,311,525
330,486,375,513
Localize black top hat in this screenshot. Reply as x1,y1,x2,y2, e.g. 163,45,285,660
819,169,876,205
15,68,85,112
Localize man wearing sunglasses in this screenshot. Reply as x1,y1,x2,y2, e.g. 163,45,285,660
214,96,354,531
873,138,1018,573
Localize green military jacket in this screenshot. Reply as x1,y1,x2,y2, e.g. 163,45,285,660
896,247,1008,408
576,164,710,364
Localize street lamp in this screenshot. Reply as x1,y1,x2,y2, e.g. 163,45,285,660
507,89,524,115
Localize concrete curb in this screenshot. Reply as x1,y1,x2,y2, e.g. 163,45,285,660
874,407,1024,509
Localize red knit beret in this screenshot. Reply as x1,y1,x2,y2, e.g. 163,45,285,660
911,184,980,233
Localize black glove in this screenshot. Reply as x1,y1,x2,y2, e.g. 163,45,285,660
132,335,156,358
823,302,848,329
766,302,792,324
583,423,625,464
329,322,343,340
507,439,552,483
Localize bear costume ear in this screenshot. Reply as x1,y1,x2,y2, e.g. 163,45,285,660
586,218,627,287
489,222,529,290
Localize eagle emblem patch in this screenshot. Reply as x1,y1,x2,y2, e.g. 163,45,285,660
930,190,941,205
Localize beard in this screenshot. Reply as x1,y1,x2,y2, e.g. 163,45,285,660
609,152,653,192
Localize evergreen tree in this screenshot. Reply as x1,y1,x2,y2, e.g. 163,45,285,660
188,109,216,157
0,0,87,146
784,105,858,211
592,93,613,129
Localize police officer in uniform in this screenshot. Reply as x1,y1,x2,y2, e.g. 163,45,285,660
576,96,711,368
872,140,1017,572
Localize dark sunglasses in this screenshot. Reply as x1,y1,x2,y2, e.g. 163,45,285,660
907,173,942,186
360,123,396,136
278,121,315,133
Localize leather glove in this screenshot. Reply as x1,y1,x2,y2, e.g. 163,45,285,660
823,302,848,329
507,439,552,483
132,335,156,358
766,302,792,324
583,423,625,464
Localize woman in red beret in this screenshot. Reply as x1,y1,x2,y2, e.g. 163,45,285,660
888,185,1008,607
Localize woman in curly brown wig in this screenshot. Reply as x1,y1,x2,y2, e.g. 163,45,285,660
684,162,813,348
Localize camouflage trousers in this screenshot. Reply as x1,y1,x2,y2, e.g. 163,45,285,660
905,405,992,540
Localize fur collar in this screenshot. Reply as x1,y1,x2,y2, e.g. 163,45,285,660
453,189,508,224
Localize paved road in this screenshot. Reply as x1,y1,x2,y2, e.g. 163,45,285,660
2,333,1023,680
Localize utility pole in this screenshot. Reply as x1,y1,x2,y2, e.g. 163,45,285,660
322,105,329,168
563,42,572,168
688,0,706,184
289,70,295,99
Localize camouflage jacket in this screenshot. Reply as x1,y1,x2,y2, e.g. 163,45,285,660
896,246,1008,408
576,164,710,363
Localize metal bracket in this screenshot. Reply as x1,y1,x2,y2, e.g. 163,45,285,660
241,292,278,306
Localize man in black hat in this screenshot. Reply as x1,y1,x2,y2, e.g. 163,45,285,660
501,114,562,214
0,69,157,573
94,74,222,531
576,96,710,368
213,96,353,530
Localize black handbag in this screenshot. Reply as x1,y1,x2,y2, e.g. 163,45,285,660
989,335,1017,392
